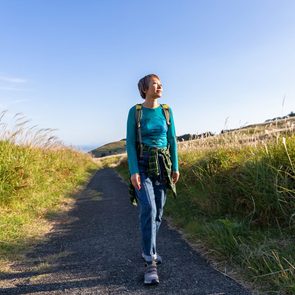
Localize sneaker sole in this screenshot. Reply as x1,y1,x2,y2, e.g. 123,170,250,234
144,279,159,285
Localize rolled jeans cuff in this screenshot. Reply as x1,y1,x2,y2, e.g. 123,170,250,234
142,253,158,262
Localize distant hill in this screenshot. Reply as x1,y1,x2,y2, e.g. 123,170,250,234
90,112,295,158
265,111,295,122
221,111,295,134
89,139,126,158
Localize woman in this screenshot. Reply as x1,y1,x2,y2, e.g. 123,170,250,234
126,74,179,285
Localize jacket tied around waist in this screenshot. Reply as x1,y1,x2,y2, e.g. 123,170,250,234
128,144,177,206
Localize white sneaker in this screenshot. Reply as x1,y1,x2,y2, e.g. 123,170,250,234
144,261,159,285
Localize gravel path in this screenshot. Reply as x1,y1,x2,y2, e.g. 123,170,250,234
0,168,252,294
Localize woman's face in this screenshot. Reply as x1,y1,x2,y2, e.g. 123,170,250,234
145,77,163,99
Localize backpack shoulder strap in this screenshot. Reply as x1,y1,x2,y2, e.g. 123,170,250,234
161,104,171,126
135,104,143,157
135,104,142,127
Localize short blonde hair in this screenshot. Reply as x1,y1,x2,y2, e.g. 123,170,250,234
137,74,160,99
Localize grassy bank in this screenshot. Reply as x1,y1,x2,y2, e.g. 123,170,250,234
116,134,295,294
0,112,98,269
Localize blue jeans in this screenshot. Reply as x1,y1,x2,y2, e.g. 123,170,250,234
135,152,167,262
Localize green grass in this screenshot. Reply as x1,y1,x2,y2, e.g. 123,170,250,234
0,141,98,261
116,134,295,294
0,111,100,269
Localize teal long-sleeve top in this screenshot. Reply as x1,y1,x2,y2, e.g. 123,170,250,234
126,104,179,175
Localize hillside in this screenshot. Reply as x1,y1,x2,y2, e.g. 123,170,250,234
91,113,295,158
221,112,295,134
89,139,126,157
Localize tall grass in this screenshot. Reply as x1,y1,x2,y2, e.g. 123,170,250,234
0,110,98,267
174,131,295,294
117,124,295,294
177,137,295,227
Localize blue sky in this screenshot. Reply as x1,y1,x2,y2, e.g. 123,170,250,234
0,0,294,150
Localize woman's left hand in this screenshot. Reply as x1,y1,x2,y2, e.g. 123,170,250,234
172,171,180,184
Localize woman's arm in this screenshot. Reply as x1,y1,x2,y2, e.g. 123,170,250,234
126,106,139,175
167,107,179,172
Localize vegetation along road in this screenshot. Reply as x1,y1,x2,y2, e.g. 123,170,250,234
0,168,252,294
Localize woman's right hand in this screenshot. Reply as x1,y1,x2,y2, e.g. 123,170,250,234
131,173,141,190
